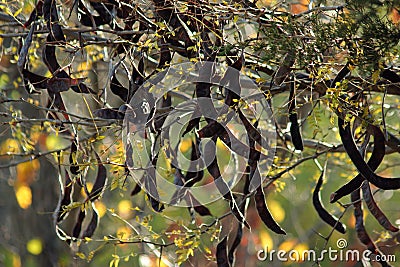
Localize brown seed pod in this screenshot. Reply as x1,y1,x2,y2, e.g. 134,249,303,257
145,154,164,212
288,77,303,151
72,209,86,239
69,140,80,175
331,125,385,203
216,236,230,267
274,51,295,86
338,117,400,190
361,181,399,232
313,171,346,234
110,75,129,102
254,185,286,235
88,152,108,201
206,136,249,228
351,189,392,267
55,171,74,223
82,204,99,238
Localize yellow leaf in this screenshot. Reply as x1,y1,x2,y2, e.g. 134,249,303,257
13,8,22,17
204,247,212,254
76,252,86,260
183,240,194,247
187,248,194,257
65,202,84,210
96,135,105,141
372,70,380,84
113,258,120,267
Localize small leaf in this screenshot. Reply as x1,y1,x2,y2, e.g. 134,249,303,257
75,252,86,260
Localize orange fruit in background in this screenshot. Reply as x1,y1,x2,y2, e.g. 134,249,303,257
391,8,400,24
16,159,40,186
1,138,40,185
15,184,32,209
290,0,310,15
0,138,20,155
